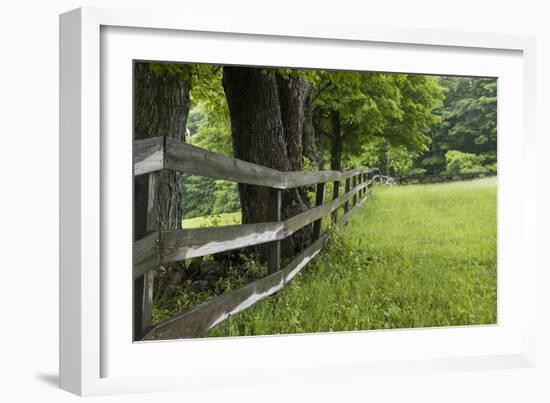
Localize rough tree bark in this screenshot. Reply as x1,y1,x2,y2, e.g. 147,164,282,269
134,62,191,232
277,74,308,172
277,73,314,252
330,109,343,224
330,109,343,172
222,67,312,257
133,62,191,332
302,81,319,169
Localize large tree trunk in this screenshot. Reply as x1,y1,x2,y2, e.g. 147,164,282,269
330,110,343,171
223,67,312,258
302,82,319,169
133,62,190,335
134,62,190,231
277,73,313,252
277,74,308,172
330,110,343,223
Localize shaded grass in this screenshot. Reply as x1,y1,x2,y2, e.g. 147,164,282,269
204,177,497,337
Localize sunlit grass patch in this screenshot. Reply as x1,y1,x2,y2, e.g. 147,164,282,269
204,177,497,337
181,211,241,229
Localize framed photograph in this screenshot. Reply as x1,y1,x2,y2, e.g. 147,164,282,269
60,6,537,396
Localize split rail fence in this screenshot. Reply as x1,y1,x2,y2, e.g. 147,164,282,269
134,136,382,341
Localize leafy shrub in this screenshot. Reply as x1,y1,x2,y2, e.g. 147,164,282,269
406,167,427,178
484,163,497,173
445,150,484,174
420,154,445,174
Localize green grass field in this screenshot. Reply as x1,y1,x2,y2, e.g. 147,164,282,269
204,177,497,337
182,211,241,229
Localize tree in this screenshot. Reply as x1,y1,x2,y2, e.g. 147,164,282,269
356,139,423,178
444,150,485,174
302,81,322,168
277,73,310,172
421,76,497,174
312,71,443,175
222,67,313,256
133,61,191,336
134,62,191,233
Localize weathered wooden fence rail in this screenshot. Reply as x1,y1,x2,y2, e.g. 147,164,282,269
134,136,382,341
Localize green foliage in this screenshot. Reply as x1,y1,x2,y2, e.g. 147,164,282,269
148,62,495,182
203,178,497,337
180,66,238,220
148,62,232,155
312,71,443,166
212,180,241,214
147,62,194,81
421,76,497,175
382,74,444,153
180,175,240,219
353,139,421,177
153,254,267,324
187,66,233,156
445,150,485,174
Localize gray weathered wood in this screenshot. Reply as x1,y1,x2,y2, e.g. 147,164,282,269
142,236,326,340
344,177,351,213
338,190,369,227
352,175,357,206
140,173,158,333
331,179,340,223
157,181,370,263
142,181,371,341
312,182,325,240
267,188,282,274
134,169,160,339
134,137,164,176
342,168,362,180
285,167,370,188
133,231,160,279
283,181,368,238
164,137,286,188
141,269,154,333
285,170,340,188
135,136,373,189
140,171,376,341
161,222,283,262
145,173,158,232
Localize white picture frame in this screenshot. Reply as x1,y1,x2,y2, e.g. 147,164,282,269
59,6,537,396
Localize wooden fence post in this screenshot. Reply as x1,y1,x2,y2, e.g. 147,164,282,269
267,188,282,274
344,177,351,214
134,172,158,340
331,180,340,223
312,182,325,240
352,175,357,206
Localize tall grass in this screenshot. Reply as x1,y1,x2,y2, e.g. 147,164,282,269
204,177,497,337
